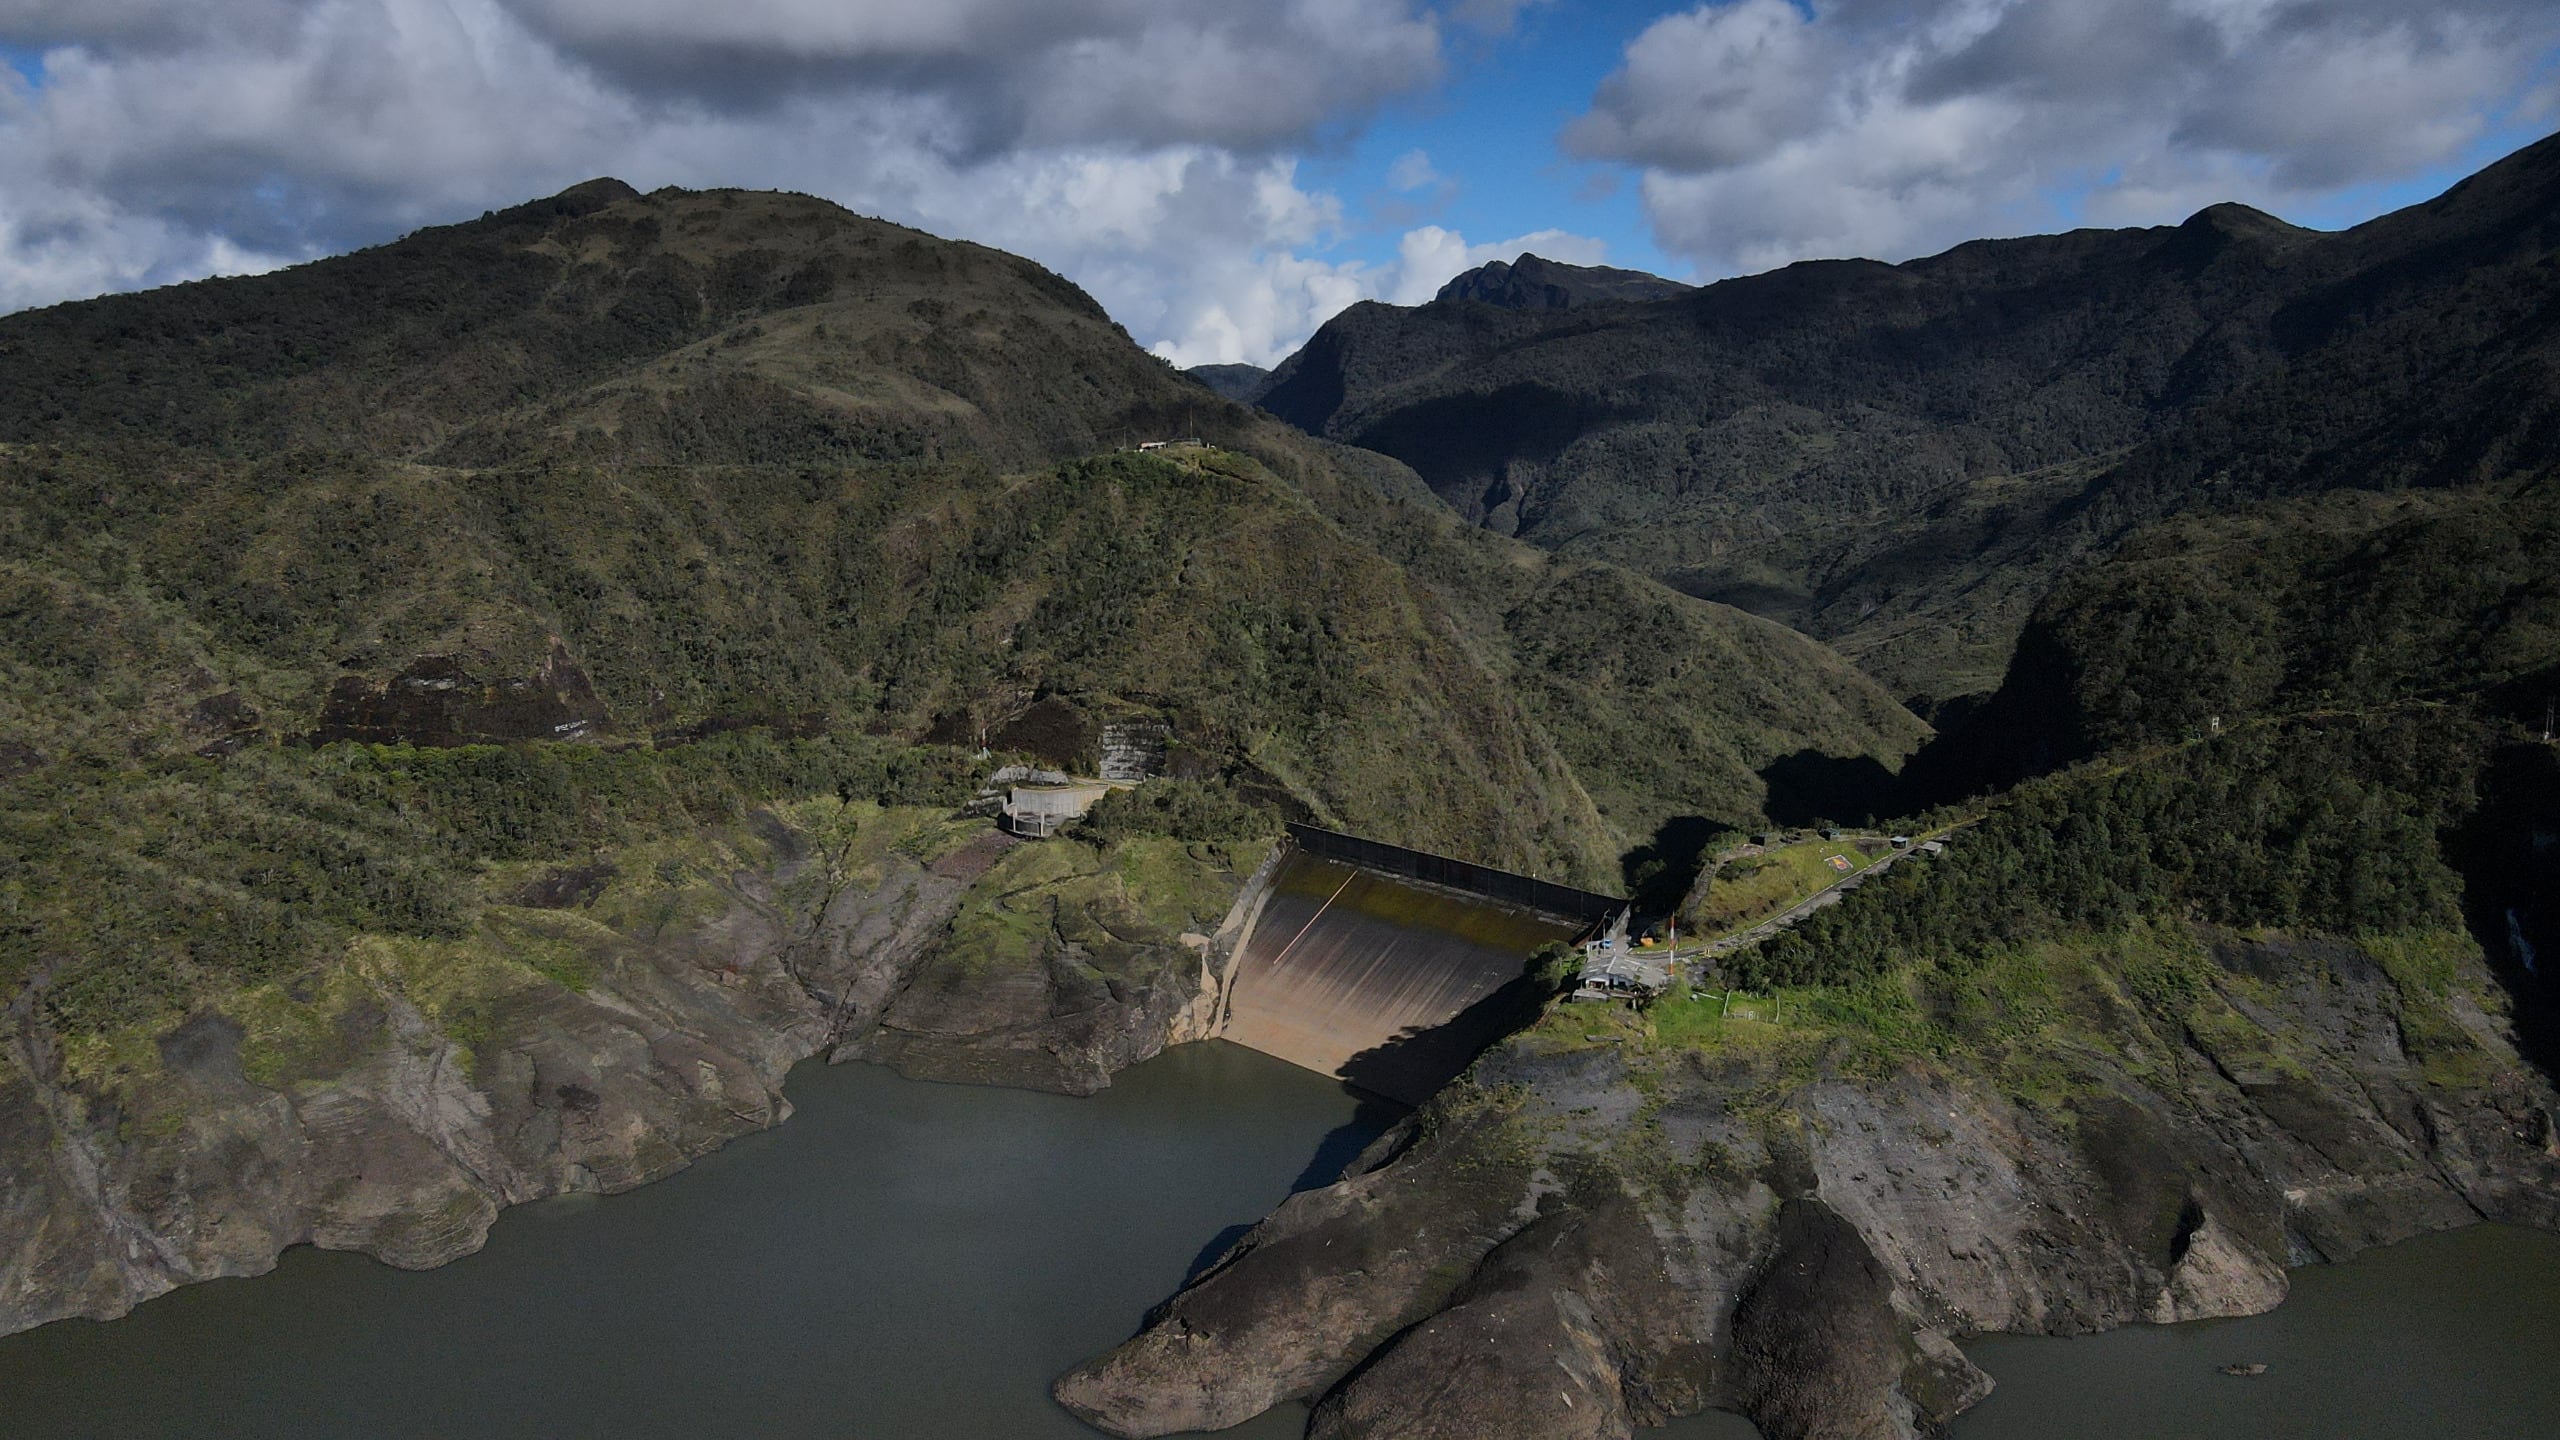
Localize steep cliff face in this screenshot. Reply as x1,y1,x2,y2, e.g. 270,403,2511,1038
0,816,1261,1338
1058,926,2560,1440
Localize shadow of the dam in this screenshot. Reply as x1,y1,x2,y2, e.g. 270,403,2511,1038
1171,846,1605,1286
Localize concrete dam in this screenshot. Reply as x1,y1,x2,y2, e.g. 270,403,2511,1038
1211,826,1618,1104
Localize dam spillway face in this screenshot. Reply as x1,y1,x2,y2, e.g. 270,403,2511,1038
1218,852,1587,1104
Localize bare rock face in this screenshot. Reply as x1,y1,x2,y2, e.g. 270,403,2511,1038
846,939,1203,1096
310,643,609,746
0,862,836,1335
0,817,1241,1338
1054,1100,1541,1437
1305,1195,1712,1440
1060,929,2560,1440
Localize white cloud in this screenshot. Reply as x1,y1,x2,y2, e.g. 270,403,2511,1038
1568,0,2560,275
1135,219,1610,367
1386,148,1442,193
0,0,1502,361
1379,224,1609,305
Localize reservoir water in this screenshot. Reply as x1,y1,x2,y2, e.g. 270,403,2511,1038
1951,1221,2560,1440
1657,1223,2560,1440
2,1038,2554,1439
0,1042,1382,1439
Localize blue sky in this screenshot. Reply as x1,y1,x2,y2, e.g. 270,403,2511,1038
1295,4,2560,289
1304,1,1687,280
0,2,2556,363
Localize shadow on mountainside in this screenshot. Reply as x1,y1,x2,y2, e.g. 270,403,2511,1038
1622,815,1734,918
2449,740,2560,1085
1758,749,1903,828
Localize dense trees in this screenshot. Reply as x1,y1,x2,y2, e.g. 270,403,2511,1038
0,733,980,1038
1734,710,2482,989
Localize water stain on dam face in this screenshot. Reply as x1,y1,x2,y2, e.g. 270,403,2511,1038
1217,852,1590,1103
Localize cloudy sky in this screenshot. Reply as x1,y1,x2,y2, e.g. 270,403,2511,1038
2,1,2555,366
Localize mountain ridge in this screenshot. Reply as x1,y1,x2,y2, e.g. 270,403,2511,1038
1432,252,1694,310
0,177,1929,903
1253,131,2560,702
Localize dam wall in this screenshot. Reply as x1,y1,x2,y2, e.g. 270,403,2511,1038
1214,843,1598,1103
1283,824,1623,925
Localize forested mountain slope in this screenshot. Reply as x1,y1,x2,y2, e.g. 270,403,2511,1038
0,178,1927,969
0,178,1935,1336
1070,348,2560,1440
1255,132,2560,704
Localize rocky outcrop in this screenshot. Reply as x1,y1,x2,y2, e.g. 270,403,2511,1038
1433,254,1694,310
0,818,1254,1339
310,643,609,746
1059,928,2560,1439
843,836,1283,1094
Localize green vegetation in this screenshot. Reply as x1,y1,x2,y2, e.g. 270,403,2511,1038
1737,710,2476,990
0,731,976,1050
1687,838,1876,937
1981,484,2560,765
0,178,1928,902
1259,134,2560,705
1077,778,1276,847
9,158,2553,1135
931,834,1264,992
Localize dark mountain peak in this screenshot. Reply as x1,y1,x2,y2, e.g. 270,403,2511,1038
559,176,642,206
477,176,644,228
1435,253,1693,310
2179,201,2301,239
2153,199,2314,272
1187,362,1270,402
0,176,1155,463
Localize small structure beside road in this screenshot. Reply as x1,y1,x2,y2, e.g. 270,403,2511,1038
1571,912,1674,1001
1001,779,1123,838
1574,947,1673,1001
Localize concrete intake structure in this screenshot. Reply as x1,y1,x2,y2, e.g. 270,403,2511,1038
1210,837,1611,1104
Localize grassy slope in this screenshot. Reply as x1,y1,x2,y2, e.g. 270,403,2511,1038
1687,839,1878,937
1536,702,2532,1115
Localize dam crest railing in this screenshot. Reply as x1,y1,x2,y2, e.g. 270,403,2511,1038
1281,823,1623,928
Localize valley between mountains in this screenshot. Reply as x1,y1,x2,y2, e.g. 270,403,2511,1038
4,138,2560,1440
